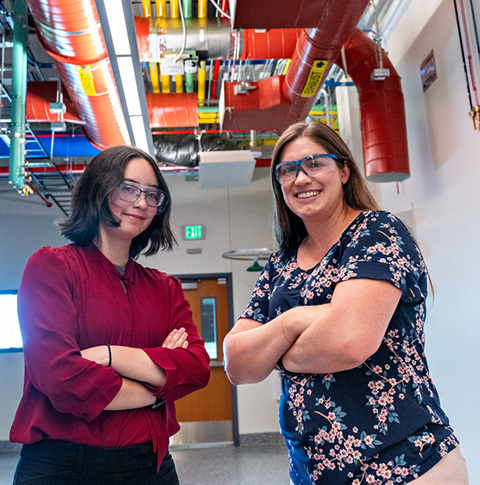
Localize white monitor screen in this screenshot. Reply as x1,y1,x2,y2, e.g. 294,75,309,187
0,292,23,351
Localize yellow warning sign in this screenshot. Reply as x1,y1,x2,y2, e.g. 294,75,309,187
301,60,328,97
78,65,96,96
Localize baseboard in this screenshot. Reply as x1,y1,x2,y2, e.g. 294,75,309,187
239,432,284,446
0,441,20,453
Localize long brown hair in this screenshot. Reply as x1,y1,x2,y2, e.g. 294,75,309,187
271,121,379,250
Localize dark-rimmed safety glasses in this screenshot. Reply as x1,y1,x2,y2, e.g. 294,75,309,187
113,183,166,209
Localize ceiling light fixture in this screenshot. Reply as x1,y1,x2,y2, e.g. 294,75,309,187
95,0,154,155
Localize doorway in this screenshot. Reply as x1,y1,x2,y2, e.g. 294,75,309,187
171,273,238,446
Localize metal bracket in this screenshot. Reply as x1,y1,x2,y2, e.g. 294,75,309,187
233,80,257,95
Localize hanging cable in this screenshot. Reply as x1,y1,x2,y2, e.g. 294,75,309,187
459,0,479,107
469,0,480,62
460,0,480,127
370,0,384,69
208,0,231,19
173,0,186,63
453,0,476,129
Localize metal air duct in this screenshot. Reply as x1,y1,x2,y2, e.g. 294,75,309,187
339,28,410,182
25,0,130,149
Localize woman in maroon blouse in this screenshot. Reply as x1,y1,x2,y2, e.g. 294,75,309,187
10,146,210,484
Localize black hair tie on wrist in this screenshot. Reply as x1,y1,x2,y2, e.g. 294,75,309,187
107,345,112,367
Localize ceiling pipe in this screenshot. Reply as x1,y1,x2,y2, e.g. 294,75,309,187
338,28,410,182
221,0,370,132
25,0,131,149
25,82,83,124
26,81,199,129
135,16,231,63
239,29,302,60
281,0,371,130
9,0,28,192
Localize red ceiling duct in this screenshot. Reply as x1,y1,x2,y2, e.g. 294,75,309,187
221,0,370,132
280,0,370,130
338,29,410,182
25,0,131,149
26,81,82,124
240,29,302,60
232,0,343,29
146,92,198,127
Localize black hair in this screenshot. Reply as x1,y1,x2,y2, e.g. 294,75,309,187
58,145,176,258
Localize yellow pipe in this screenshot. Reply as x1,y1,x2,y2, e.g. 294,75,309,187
150,63,160,93
156,0,167,17
161,75,171,93
198,61,206,106
171,0,179,18
175,75,184,93
198,0,207,18
141,0,152,17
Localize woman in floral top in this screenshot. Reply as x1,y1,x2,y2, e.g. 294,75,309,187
224,122,468,484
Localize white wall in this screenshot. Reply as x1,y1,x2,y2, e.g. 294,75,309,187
0,192,66,439
376,0,479,481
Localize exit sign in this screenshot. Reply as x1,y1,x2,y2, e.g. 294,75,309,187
183,225,205,240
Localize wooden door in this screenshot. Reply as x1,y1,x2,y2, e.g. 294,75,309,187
172,275,236,445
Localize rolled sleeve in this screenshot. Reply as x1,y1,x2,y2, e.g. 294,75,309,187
142,276,210,401
335,213,427,305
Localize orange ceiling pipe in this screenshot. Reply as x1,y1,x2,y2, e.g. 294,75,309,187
26,81,83,124
240,29,302,60
339,29,410,182
26,81,199,129
25,0,130,149
146,92,198,127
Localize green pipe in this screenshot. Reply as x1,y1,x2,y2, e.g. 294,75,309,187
185,72,194,93
198,106,218,113
9,0,28,191
183,0,192,19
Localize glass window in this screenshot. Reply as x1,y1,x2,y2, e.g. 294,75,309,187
0,291,23,352
201,297,217,360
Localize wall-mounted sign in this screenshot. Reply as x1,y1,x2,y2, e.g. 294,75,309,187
182,225,205,240
420,49,437,92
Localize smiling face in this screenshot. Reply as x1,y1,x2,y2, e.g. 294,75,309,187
100,157,160,245
279,136,350,223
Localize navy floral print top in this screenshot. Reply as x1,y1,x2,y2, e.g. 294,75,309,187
241,211,458,484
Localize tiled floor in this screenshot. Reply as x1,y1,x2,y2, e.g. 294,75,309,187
0,443,289,484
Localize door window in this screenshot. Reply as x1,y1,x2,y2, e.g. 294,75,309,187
201,297,218,360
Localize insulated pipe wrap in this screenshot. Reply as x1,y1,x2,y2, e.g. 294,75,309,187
340,29,410,182
146,92,199,127
281,0,371,130
25,81,82,123
25,0,131,148
240,29,301,60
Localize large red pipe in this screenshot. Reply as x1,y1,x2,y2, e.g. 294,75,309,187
281,0,370,130
339,29,410,182
240,29,302,60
